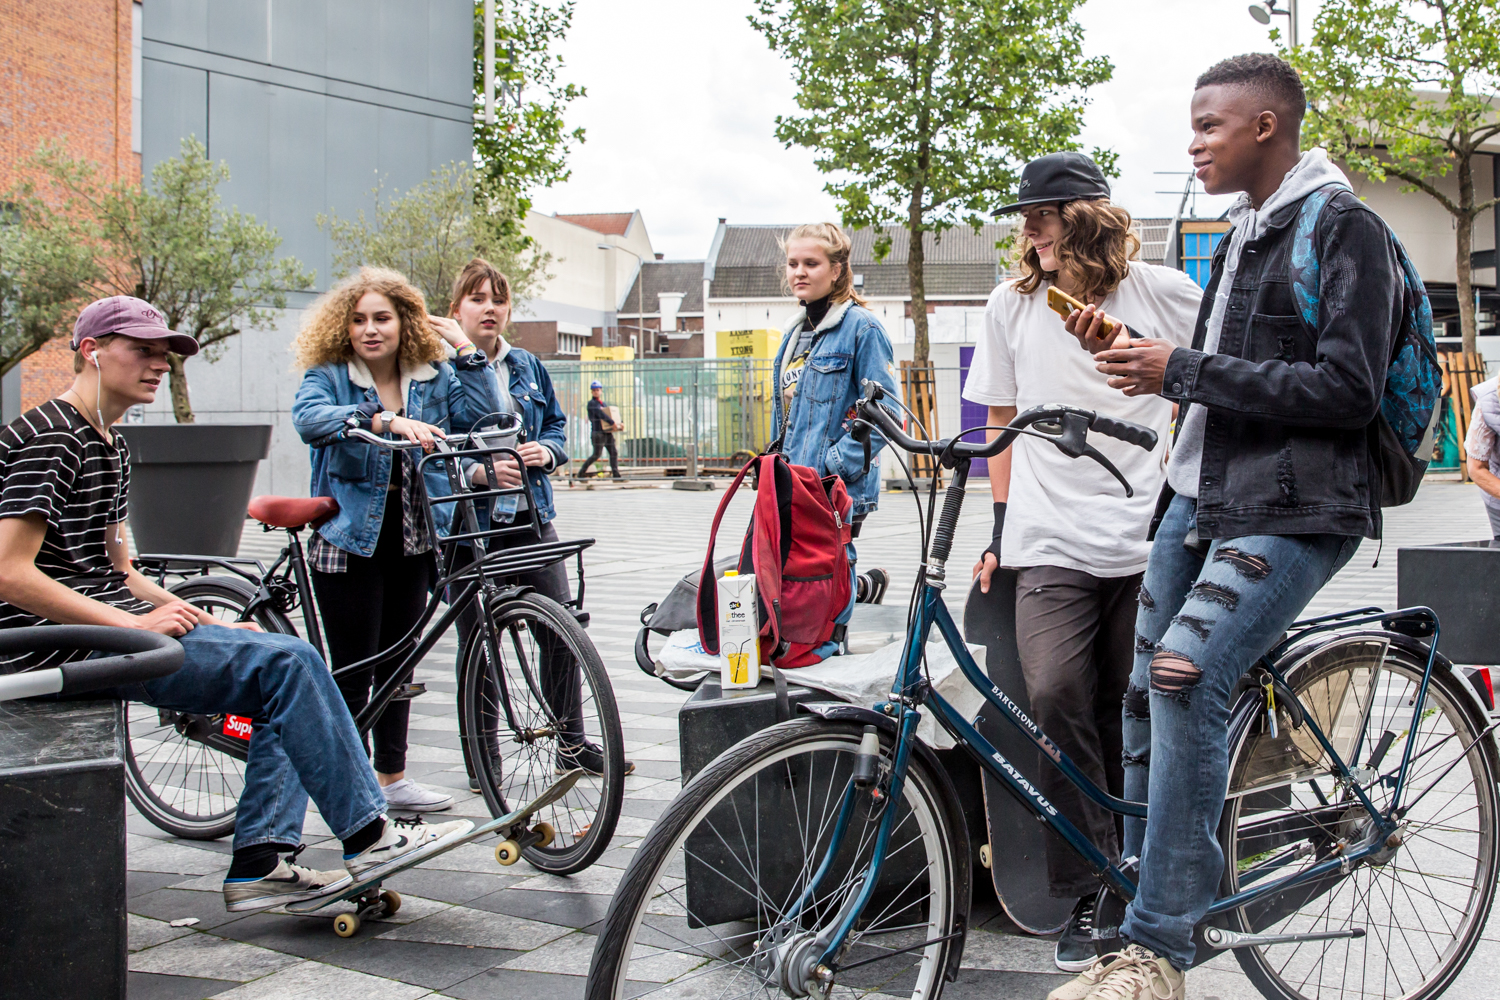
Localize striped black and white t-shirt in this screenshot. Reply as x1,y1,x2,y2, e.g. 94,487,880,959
0,400,151,670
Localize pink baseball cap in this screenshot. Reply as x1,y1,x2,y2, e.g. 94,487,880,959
71,296,200,356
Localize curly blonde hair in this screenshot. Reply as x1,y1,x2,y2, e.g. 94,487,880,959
293,267,446,370
1012,200,1141,304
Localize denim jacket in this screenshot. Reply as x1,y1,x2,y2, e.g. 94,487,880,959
1157,187,1404,540
292,353,500,556
771,300,899,516
481,346,568,527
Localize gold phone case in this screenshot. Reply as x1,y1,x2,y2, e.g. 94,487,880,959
1047,286,1115,336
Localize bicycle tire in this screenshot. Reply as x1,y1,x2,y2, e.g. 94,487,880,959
122,576,293,840
586,718,970,1000
460,591,625,874
1219,632,1500,1000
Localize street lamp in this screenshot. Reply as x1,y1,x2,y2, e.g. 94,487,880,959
1248,0,1298,48
596,242,647,358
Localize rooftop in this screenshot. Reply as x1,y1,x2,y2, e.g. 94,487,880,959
619,260,707,315
554,212,637,237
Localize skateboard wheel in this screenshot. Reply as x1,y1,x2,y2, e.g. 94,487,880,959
333,913,360,937
534,821,556,849
979,844,992,869
495,839,521,866
380,890,401,916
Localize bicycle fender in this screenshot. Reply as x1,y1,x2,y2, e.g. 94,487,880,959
796,701,897,736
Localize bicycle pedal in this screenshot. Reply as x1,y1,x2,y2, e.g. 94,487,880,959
392,683,427,701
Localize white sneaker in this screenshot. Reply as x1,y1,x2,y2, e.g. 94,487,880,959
222,858,351,913
1066,943,1184,1000
382,778,454,812
343,815,472,881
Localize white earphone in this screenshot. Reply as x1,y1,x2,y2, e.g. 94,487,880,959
91,353,100,369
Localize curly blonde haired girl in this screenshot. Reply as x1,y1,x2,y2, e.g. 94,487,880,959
293,267,447,370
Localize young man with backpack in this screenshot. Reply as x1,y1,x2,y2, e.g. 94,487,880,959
1050,53,1437,1000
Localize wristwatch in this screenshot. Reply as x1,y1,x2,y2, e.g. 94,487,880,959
377,410,397,433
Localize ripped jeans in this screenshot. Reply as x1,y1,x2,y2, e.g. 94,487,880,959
1119,494,1357,970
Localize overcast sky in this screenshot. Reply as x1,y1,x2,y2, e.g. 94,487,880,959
529,0,1322,260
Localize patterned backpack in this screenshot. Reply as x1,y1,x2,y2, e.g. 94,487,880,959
1288,185,1441,506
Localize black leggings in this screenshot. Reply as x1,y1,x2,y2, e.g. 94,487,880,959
312,486,433,775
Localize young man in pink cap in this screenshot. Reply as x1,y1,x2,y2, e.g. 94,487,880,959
0,296,472,912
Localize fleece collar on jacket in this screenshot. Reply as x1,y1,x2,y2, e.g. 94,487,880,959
345,355,439,410
782,297,854,338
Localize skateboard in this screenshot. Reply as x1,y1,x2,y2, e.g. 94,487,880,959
288,769,584,936
962,573,1075,935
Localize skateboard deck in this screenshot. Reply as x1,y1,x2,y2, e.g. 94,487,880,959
287,769,583,931
963,574,1075,935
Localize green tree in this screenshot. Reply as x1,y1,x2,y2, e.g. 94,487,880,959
1291,0,1500,353
22,138,312,422
318,162,550,314
751,0,1113,362
0,155,103,375
472,0,586,213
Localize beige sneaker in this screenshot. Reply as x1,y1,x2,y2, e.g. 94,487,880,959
1074,943,1184,1000
1047,950,1127,1000
222,858,351,913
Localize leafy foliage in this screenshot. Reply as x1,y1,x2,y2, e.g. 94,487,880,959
472,0,586,212
1291,0,1500,351
9,138,311,421
751,0,1112,360
318,162,550,313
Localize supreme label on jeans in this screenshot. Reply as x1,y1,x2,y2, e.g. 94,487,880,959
223,715,254,740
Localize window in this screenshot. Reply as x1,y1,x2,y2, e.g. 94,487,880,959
557,331,586,355
1180,225,1229,288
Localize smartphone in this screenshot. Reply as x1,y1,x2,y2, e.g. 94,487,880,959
1047,286,1116,337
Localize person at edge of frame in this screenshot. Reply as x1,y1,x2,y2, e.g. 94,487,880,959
443,257,635,791
577,379,623,481
0,295,471,915
1047,53,1404,1000
291,267,501,814
772,222,899,606
1464,374,1500,538
962,151,1202,974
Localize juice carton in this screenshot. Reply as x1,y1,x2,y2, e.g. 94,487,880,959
716,570,761,689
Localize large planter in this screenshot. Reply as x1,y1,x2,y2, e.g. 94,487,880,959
115,424,273,557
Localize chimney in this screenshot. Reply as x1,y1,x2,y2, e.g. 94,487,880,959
654,253,664,260
658,291,685,333
718,217,726,224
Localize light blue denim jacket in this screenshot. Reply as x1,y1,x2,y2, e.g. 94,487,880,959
771,300,899,516
292,353,501,557
480,345,568,527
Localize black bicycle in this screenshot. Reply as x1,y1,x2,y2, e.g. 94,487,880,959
123,416,626,875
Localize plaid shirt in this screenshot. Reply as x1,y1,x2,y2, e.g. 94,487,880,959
309,451,430,572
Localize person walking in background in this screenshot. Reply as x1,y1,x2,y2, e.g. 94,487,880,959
773,222,899,605
292,267,499,814
578,380,623,482
1465,375,1500,538
963,151,1202,973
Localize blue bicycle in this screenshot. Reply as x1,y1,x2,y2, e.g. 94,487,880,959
586,383,1500,1000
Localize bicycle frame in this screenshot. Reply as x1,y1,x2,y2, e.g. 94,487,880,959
793,476,1448,974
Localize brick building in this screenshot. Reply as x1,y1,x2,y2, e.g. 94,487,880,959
1,0,140,419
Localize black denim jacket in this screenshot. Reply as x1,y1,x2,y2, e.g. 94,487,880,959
1153,188,1403,541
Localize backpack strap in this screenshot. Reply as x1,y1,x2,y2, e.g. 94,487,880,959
1287,184,1341,332
751,455,791,659
696,455,761,654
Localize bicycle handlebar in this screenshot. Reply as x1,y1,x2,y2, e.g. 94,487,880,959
307,413,524,451
0,627,183,703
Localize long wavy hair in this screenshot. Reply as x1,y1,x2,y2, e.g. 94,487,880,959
1012,200,1141,303
293,267,446,370
779,222,869,308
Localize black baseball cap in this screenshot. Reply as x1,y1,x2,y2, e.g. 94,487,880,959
996,152,1111,215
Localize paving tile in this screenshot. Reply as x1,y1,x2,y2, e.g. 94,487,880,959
207,960,432,999
498,931,594,975
380,905,571,951
618,798,668,820
405,745,466,764
607,815,657,838
939,967,1071,1000
130,842,231,876
958,927,1058,973
383,868,525,904
209,910,372,958
423,841,512,873
444,967,586,1000
129,888,248,931
512,865,624,896
628,760,683,780
128,970,241,1000
129,932,301,981
465,887,612,929
329,939,518,990
130,870,186,899
130,913,193,953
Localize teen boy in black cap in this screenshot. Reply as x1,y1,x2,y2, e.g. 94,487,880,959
963,152,1202,972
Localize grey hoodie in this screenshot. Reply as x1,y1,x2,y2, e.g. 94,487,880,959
1166,149,1352,498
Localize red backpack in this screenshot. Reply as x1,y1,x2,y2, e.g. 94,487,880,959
697,453,853,669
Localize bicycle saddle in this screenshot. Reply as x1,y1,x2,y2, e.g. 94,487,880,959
248,495,339,529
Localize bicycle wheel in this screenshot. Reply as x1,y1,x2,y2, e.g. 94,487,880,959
122,576,293,840
587,718,969,1000
1220,633,1500,1000
460,591,625,874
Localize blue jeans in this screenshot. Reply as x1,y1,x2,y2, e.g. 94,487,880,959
109,624,386,852
1119,495,1357,970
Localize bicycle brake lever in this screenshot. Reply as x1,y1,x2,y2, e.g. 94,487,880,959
1083,443,1134,497
1055,411,1092,458
850,419,873,473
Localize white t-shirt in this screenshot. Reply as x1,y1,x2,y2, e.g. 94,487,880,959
961,261,1203,577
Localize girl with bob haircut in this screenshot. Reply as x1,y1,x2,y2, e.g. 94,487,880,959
291,266,500,813
772,222,899,605
960,151,1203,973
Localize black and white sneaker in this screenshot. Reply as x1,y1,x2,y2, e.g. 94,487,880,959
1054,894,1098,972
343,815,472,881
222,854,350,913
555,740,634,776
